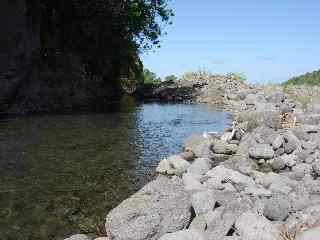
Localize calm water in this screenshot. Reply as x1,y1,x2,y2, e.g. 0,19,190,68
0,103,231,240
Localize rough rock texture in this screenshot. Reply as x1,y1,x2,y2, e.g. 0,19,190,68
235,211,280,240
249,144,275,160
105,176,191,240
64,234,91,240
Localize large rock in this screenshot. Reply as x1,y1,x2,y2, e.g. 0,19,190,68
105,176,192,240
235,211,280,240
206,166,255,190
212,140,238,155
191,190,216,216
249,144,274,160
167,155,191,176
184,135,214,158
236,110,282,131
263,194,290,221
187,158,211,175
64,235,91,240
159,230,206,240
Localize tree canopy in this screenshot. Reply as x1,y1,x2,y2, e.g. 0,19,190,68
35,0,173,104
283,69,320,86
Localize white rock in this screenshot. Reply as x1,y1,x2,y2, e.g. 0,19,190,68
235,211,280,240
191,190,216,215
156,159,171,174
64,234,91,240
182,173,206,192
244,186,272,198
249,144,275,160
159,230,206,240
272,135,284,150
187,158,211,175
167,155,191,176
206,166,255,190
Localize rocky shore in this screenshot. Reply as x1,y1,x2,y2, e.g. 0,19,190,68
65,80,320,240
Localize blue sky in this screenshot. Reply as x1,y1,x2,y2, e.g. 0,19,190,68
141,1,320,83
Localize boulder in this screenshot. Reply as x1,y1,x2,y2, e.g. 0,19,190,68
263,194,290,221
167,155,191,176
206,166,255,190
191,190,216,216
64,235,91,240
156,159,171,174
187,158,211,175
212,140,238,155
183,173,206,192
249,144,275,160
184,135,215,159
235,211,280,240
159,230,206,240
292,164,312,180
281,154,298,168
296,227,320,240
271,158,286,171
189,215,207,232
205,200,252,240
105,176,192,240
180,151,195,161
271,135,284,150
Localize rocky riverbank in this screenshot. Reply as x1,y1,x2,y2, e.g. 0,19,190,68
64,81,320,240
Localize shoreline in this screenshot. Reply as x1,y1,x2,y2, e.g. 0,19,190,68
65,82,320,240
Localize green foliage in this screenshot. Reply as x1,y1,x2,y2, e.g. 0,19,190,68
164,75,178,82
143,69,161,86
283,69,320,86
37,0,173,101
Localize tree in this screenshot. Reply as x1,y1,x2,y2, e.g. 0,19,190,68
37,0,174,100
143,69,161,85
164,75,178,82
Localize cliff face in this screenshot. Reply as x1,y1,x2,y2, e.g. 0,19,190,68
0,0,40,112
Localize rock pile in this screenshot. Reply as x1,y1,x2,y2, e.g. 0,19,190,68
65,87,320,240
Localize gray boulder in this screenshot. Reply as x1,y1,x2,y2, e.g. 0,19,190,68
159,230,206,240
235,211,280,240
184,135,214,158
167,155,191,176
271,135,284,150
182,173,206,192
296,227,320,240
105,176,191,240
249,144,275,160
187,158,211,175
263,194,290,221
64,235,91,240
212,140,238,155
191,190,216,216
180,151,195,161
271,158,286,171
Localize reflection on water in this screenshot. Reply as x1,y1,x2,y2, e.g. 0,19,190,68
0,103,231,240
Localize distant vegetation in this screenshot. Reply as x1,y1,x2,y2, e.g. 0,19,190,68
143,69,162,86
283,69,320,86
227,72,247,82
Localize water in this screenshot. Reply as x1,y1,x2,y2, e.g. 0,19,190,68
0,103,231,240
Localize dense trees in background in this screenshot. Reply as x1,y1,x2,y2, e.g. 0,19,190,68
26,0,173,109
283,69,320,86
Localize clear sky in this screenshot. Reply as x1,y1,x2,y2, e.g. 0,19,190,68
141,1,320,84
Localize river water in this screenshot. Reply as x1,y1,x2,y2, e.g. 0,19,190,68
0,103,231,240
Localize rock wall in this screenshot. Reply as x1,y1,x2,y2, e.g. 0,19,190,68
0,0,40,111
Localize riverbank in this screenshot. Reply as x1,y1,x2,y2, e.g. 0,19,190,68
65,81,320,240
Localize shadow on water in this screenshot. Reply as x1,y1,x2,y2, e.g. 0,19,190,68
0,100,231,240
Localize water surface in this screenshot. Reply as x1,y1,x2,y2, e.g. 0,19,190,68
0,103,231,240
